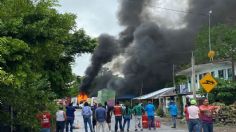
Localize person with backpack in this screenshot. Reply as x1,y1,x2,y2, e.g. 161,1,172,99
122,104,132,132
82,102,93,132
66,103,76,132
168,100,178,128
132,103,144,131
113,101,123,132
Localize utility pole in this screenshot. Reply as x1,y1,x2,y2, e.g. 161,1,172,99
191,52,196,99
138,81,143,103
173,64,176,89
140,81,143,96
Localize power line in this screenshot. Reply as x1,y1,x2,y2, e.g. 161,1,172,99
148,5,208,16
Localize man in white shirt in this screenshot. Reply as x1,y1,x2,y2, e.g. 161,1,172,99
187,99,201,132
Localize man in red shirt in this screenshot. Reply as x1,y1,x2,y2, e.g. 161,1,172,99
113,101,123,132
199,99,220,132
37,111,51,132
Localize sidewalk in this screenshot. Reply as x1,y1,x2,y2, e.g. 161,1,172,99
73,109,187,132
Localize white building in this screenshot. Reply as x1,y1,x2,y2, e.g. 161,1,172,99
176,61,235,93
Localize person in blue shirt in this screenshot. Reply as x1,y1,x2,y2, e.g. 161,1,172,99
145,101,156,130
82,102,93,132
95,103,106,132
168,100,178,128
66,103,76,132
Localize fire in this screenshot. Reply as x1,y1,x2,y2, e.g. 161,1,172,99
77,92,88,103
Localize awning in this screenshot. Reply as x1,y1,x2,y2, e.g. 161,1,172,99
133,87,174,100
160,88,177,97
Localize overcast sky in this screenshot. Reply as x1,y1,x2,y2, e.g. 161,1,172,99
56,0,188,76
57,0,122,76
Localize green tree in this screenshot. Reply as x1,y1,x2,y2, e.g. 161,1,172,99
198,79,236,105
195,24,236,63
0,0,96,97
0,0,96,130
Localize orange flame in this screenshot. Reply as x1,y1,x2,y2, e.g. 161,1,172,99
77,92,88,103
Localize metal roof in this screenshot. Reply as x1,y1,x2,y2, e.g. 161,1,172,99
133,87,174,99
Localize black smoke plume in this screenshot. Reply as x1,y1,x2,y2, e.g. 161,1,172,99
80,0,236,95
80,34,118,93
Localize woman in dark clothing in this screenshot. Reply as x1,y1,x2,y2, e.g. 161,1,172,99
105,102,113,132
91,103,97,131
123,104,132,132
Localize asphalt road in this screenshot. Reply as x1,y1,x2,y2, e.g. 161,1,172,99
72,109,187,132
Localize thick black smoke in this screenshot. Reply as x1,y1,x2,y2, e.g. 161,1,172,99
81,0,236,96
80,35,118,93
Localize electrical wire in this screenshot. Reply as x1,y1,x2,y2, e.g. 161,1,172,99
148,5,208,17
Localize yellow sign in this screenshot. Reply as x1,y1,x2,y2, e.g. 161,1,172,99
200,73,217,93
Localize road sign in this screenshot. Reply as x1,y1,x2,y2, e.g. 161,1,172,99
200,73,217,93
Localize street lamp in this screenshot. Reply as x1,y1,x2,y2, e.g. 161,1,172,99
208,10,212,51
208,10,215,61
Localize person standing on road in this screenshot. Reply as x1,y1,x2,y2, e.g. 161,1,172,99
91,102,97,131
199,99,220,132
122,104,132,132
168,100,178,128
145,101,156,130
132,103,144,131
184,99,191,123
56,106,67,132
82,102,93,132
114,101,124,132
104,101,113,132
66,103,76,132
36,108,51,132
95,103,106,132
187,99,201,132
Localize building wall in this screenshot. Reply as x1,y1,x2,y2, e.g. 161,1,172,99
186,64,234,92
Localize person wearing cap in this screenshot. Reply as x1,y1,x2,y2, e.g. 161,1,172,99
187,99,200,132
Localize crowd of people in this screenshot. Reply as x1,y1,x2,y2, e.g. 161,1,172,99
36,103,76,132
82,100,156,132
36,98,220,132
184,98,220,132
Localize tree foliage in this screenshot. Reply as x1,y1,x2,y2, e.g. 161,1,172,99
198,79,236,105
195,24,236,63
0,0,96,130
